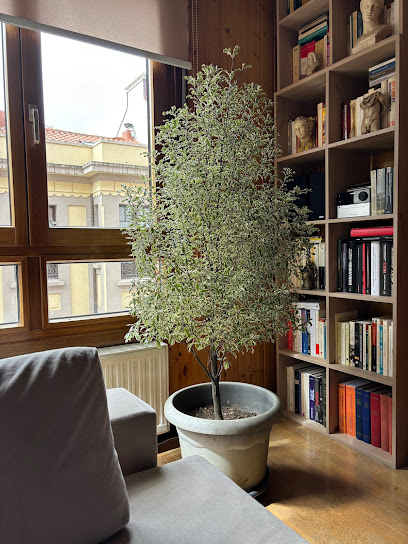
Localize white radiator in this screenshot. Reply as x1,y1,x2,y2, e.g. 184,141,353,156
98,342,169,435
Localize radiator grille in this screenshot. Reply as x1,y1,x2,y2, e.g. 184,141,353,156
98,342,169,434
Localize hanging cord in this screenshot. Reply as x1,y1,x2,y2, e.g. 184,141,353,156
191,0,199,76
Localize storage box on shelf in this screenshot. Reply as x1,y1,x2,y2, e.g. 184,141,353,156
275,0,407,468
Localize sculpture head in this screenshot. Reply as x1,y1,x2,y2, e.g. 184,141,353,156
360,0,384,24
294,116,313,143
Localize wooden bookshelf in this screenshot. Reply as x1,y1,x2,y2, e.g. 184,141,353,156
275,0,407,468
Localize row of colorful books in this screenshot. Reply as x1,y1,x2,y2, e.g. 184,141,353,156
347,2,396,56
290,236,326,290
292,15,329,82
286,363,326,426
336,316,393,376
342,77,396,140
287,299,326,359
337,226,393,296
338,379,392,453
371,166,394,215
287,101,326,154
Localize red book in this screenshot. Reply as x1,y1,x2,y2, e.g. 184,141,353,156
350,226,394,238
387,395,392,454
370,390,382,447
287,328,294,350
380,393,391,451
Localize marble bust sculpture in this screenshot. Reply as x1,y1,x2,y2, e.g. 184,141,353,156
353,0,392,53
294,116,314,151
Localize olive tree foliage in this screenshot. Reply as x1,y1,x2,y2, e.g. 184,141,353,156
123,46,314,419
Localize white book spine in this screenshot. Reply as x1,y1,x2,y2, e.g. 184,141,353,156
350,321,355,367
345,322,350,366
371,241,380,296
363,324,367,370
340,322,346,365
383,320,389,377
380,79,388,129
389,322,393,377
371,169,377,215
388,78,396,127
310,310,317,357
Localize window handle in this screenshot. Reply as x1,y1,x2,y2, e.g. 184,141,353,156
28,104,40,144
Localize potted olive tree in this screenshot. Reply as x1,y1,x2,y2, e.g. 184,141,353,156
123,47,313,492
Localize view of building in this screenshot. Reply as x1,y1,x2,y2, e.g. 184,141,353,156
0,112,149,324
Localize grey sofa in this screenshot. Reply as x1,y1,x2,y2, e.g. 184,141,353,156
0,347,307,544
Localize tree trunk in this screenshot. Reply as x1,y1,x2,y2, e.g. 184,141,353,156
210,354,223,420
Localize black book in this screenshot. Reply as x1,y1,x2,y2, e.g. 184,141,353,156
354,322,361,368
337,239,343,291
308,171,325,221
341,241,348,293
380,240,392,296
385,166,393,214
347,240,356,293
287,175,308,210
355,243,363,294
365,241,371,295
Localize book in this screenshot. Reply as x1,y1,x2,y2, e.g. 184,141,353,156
345,379,371,436
293,45,301,83
380,391,392,451
350,226,393,237
362,383,387,444
388,77,396,126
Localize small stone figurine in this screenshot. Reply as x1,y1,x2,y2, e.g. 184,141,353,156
300,259,318,290
306,52,320,76
360,91,386,134
353,0,392,54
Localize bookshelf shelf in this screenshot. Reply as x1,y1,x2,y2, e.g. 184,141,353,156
291,288,327,295
328,127,395,151
329,292,394,303
329,364,394,386
277,146,325,166
279,0,329,31
328,214,394,224
330,432,393,466
275,0,407,468
330,35,397,76
283,410,328,432
278,348,327,367
276,68,327,101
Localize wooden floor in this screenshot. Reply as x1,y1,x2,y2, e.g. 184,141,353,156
158,417,408,544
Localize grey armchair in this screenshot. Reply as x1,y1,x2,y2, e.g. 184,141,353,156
0,347,307,544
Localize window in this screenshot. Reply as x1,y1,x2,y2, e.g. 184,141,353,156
41,33,150,229
47,261,133,322
0,21,183,352
0,264,20,327
0,28,12,228
119,204,131,228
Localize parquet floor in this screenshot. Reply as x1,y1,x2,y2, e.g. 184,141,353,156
158,417,408,544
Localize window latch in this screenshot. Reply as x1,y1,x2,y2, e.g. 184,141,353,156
28,104,40,145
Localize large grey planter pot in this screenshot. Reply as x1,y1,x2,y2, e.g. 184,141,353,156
164,381,283,491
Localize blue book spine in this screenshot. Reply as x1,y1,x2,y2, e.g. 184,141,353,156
362,390,371,443
355,388,364,440
309,375,315,420
302,310,308,354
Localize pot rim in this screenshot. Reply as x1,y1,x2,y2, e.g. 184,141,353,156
164,381,283,436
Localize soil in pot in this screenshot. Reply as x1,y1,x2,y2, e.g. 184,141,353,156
187,405,257,420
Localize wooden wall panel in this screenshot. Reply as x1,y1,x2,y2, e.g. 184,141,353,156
168,0,277,395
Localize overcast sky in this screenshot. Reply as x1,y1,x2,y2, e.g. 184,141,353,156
0,30,149,144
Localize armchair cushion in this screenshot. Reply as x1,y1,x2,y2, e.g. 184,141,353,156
107,388,157,476
0,347,129,544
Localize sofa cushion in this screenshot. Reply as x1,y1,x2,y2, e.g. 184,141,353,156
0,347,129,544
102,456,307,544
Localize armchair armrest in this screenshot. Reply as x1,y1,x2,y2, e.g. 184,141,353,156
106,387,157,477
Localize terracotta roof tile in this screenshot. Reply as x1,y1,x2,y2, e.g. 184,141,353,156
0,110,142,145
